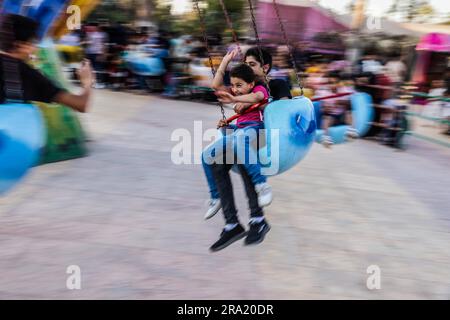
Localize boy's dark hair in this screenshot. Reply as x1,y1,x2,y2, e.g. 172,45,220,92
244,47,273,72
230,63,256,84
0,14,40,52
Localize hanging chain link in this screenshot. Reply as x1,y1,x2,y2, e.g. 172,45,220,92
247,0,272,99
272,0,304,96
193,0,226,120
218,0,243,58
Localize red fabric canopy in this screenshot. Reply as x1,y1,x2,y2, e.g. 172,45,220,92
256,1,349,42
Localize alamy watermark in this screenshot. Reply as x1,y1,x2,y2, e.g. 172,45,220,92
170,121,280,175
66,5,81,31
366,265,381,290
66,265,81,290
366,16,382,31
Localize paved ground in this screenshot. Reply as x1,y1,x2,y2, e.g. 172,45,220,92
408,103,450,147
0,90,449,299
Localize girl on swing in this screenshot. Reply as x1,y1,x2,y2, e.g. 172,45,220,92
202,47,291,252
202,47,271,214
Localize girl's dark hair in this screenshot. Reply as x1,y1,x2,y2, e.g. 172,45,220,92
0,14,39,52
230,63,256,83
244,47,273,72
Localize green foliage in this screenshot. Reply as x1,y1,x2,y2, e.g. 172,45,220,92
88,0,248,38
152,2,174,31
176,0,246,38
386,0,436,22
203,0,246,35
88,0,135,23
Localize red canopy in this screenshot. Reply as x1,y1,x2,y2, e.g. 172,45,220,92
256,0,349,43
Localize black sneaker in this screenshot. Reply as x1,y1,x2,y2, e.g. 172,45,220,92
210,224,247,252
244,219,271,245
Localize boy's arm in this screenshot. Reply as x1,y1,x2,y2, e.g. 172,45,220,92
54,88,91,113
53,60,94,113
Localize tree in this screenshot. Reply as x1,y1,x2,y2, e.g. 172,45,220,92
88,0,158,24
89,0,135,23
345,1,355,15
387,0,401,20
89,0,247,38
406,0,417,22
415,3,435,23
165,0,247,40
152,2,174,31
386,0,436,23
202,0,246,38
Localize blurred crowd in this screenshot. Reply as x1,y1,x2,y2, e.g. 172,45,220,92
56,21,450,140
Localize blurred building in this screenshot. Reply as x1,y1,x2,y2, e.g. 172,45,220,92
256,0,349,55
256,0,350,39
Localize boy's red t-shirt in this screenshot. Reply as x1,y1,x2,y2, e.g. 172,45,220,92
236,84,269,127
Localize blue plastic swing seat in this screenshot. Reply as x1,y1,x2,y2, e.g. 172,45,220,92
314,92,374,144
1,0,70,39
230,96,317,177
0,103,46,195
124,51,166,77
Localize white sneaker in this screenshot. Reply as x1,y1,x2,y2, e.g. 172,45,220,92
321,135,334,148
255,183,273,207
204,198,221,220
345,127,359,140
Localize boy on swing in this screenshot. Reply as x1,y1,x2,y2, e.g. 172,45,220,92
203,47,291,221
203,47,291,251
202,48,272,221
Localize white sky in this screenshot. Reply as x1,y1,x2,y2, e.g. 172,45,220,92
318,0,449,17
168,0,450,18
169,0,192,15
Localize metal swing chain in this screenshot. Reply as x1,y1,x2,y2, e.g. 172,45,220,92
193,0,226,120
217,0,243,58
193,0,216,79
246,0,272,99
272,0,304,96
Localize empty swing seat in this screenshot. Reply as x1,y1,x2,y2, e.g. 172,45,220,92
314,92,374,144
0,103,46,194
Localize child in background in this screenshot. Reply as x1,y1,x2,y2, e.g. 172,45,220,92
422,79,447,126
316,72,358,147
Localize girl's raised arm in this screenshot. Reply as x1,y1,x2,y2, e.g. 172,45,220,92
211,48,240,91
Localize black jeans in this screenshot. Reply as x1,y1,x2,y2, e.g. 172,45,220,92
211,163,264,225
